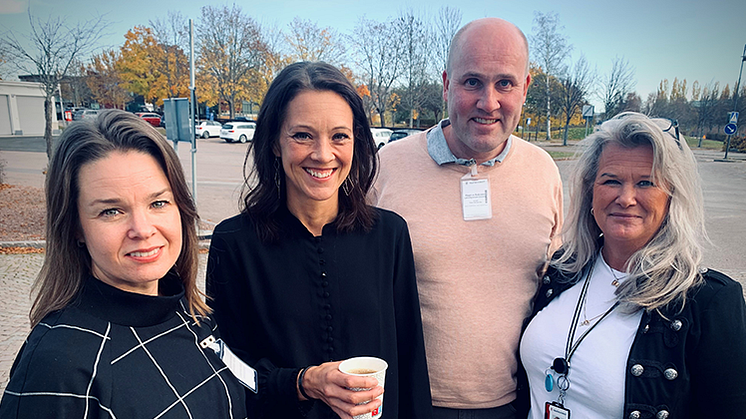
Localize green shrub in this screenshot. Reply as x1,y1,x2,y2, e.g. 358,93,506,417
724,136,746,152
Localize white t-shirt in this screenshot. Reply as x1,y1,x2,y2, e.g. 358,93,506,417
520,252,643,418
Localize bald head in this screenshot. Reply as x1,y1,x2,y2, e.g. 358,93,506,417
446,18,529,76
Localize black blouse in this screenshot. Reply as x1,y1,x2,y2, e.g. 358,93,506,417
206,207,432,419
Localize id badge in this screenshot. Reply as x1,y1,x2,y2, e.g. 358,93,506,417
545,401,570,419
460,170,492,221
201,335,258,393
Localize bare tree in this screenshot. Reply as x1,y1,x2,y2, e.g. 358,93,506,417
350,17,405,126
558,54,595,145
531,11,571,140
0,11,106,158
433,6,462,118
693,82,720,141
285,17,347,66
601,56,636,120
395,9,430,127
196,4,265,118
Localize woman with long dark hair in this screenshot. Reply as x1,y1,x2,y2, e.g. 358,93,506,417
0,110,247,418
206,61,432,419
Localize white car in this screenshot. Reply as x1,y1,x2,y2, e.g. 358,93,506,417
220,122,256,143
195,120,222,138
370,128,393,149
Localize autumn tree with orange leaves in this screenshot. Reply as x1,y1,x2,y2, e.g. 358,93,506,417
86,49,130,109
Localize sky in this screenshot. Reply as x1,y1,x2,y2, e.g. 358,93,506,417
1,0,745,111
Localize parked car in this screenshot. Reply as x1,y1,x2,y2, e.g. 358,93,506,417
388,128,423,143
220,122,256,143
195,120,222,138
231,116,256,123
73,109,101,120
370,128,393,149
136,112,162,127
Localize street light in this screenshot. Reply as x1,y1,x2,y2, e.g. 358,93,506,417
724,44,746,159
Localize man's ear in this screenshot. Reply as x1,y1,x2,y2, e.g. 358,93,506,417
442,71,450,103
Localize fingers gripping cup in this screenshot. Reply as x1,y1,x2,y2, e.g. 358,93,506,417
339,357,388,419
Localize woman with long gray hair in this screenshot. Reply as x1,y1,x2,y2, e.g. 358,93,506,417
519,112,746,418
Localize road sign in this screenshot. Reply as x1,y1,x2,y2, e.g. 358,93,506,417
729,112,739,124
582,105,594,118
724,123,738,135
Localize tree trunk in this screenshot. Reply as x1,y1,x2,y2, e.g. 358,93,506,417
44,97,54,159
563,120,569,146
545,82,551,141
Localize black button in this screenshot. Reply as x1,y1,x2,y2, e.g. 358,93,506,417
326,314,332,320
321,272,327,277
324,304,331,310
327,346,334,353
327,326,333,333
322,281,329,287
319,259,325,265
324,292,330,298
318,247,324,254
327,336,334,343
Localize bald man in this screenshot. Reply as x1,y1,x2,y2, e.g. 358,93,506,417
372,18,563,419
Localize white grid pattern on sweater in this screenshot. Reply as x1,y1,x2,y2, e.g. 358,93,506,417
5,306,237,419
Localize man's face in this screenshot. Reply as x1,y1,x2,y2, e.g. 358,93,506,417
443,23,530,161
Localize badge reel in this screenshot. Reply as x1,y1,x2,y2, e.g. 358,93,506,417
544,357,570,418
460,164,491,221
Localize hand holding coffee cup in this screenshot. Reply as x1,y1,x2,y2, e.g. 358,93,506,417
296,360,384,419
339,357,388,419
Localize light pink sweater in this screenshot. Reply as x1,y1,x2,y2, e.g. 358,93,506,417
372,131,563,408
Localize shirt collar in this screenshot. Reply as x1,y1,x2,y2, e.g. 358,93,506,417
426,119,511,167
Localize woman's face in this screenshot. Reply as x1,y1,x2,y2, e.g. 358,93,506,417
77,151,182,295
592,143,670,255
276,89,354,215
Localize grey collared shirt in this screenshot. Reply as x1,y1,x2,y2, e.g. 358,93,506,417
426,119,512,167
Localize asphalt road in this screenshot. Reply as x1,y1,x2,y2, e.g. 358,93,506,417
2,135,745,281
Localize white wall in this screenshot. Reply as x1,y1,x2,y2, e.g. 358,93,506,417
0,81,56,136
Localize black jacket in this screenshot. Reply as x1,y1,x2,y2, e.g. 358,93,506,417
519,263,746,419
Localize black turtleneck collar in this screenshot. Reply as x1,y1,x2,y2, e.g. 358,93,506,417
74,271,186,327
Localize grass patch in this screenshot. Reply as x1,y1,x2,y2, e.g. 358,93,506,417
685,136,722,150
547,151,576,160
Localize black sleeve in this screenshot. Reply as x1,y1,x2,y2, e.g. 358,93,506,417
0,327,105,419
690,276,746,416
391,220,433,419
206,223,312,416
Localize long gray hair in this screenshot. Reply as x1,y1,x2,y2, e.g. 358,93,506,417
553,112,706,312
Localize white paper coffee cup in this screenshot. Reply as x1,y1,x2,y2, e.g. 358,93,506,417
338,356,388,419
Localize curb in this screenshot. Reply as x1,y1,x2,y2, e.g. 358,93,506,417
0,231,214,250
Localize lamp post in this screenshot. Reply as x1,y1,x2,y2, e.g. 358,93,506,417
724,44,746,159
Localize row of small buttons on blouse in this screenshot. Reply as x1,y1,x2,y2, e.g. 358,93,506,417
316,238,335,360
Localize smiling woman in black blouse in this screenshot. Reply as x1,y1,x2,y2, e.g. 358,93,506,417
206,61,432,419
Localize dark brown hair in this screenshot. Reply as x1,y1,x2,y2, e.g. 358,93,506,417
30,109,208,326
242,61,378,241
